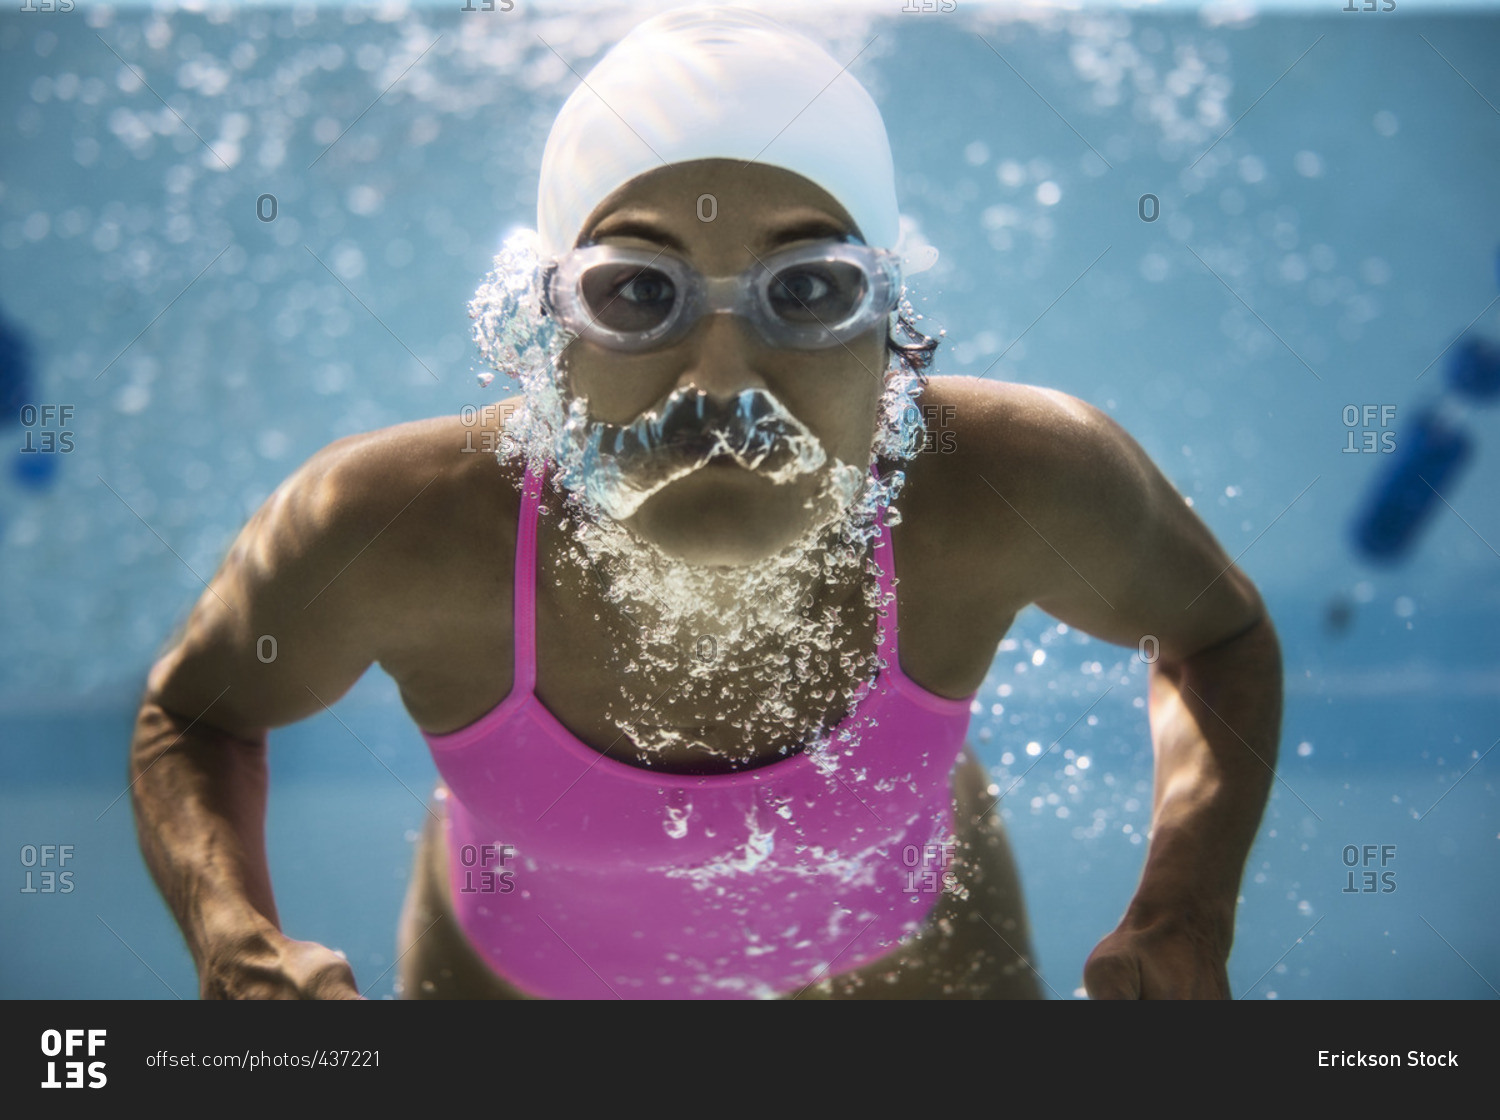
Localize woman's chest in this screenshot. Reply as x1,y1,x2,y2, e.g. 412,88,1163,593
392,502,1014,767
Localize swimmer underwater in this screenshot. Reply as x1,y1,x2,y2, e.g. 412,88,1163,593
130,8,1282,1000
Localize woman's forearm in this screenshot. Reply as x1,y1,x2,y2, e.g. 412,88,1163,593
130,698,282,967
1127,615,1283,937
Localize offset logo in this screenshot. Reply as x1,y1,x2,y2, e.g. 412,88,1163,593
1342,844,1397,894
40,1029,106,1089
457,843,516,894
900,840,959,894
19,844,75,893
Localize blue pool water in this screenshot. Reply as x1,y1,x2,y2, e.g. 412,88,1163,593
2,0,1497,999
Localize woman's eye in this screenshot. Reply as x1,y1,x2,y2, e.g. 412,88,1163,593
769,263,867,324
618,272,674,305
772,269,831,305
581,265,678,331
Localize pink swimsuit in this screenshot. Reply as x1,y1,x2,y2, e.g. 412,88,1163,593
420,462,976,999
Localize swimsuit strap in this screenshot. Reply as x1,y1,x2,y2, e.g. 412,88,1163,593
868,466,901,665
512,461,547,694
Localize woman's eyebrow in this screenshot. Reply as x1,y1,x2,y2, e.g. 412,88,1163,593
585,213,853,252
757,216,852,249
586,217,687,251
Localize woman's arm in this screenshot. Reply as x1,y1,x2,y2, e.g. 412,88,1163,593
1085,613,1282,998
131,697,364,999
130,436,397,999
950,377,1284,998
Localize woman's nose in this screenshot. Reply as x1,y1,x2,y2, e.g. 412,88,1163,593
674,310,771,399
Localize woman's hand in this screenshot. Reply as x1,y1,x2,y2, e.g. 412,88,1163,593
200,926,365,1000
1083,910,1232,1000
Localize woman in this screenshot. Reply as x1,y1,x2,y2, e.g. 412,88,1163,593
131,8,1281,1000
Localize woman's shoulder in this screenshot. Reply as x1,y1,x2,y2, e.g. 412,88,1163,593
910,376,1134,486
918,375,1101,433
276,398,532,559
896,375,1144,560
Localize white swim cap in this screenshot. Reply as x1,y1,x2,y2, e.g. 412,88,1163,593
536,6,901,258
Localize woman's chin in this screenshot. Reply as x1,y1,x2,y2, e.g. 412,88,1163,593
623,467,821,566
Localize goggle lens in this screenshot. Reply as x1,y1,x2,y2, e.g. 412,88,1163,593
766,261,869,325
579,264,679,332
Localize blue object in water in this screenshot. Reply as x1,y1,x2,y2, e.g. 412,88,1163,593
0,308,33,421
0,307,63,493
1350,403,1473,563
12,446,59,490
1445,334,1500,402
1349,247,1498,565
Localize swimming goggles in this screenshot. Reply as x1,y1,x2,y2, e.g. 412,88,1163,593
543,239,902,352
